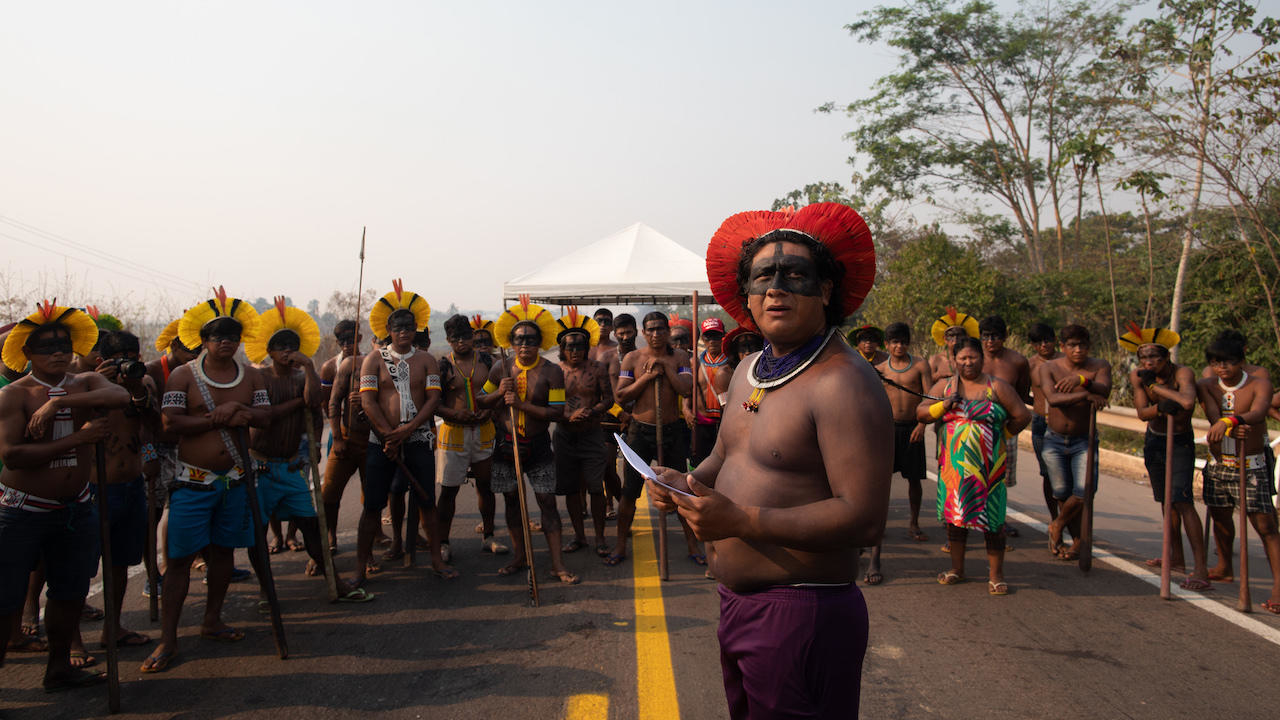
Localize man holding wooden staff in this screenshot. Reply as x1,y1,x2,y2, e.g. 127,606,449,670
1196,334,1280,613
1038,324,1111,563
0,302,128,690
245,299,371,602
1123,325,1209,590
143,289,270,673
647,202,890,718
481,298,577,585
611,311,701,568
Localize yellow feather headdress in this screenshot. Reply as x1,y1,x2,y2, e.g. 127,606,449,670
245,297,322,363
930,307,979,347
368,278,431,341
1118,321,1180,353
495,294,558,351
556,306,601,347
470,314,495,334
2,299,99,372
178,286,260,352
154,317,182,353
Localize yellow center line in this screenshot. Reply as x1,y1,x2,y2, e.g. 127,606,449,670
565,693,608,719
632,489,680,720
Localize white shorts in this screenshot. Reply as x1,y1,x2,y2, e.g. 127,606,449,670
438,423,495,487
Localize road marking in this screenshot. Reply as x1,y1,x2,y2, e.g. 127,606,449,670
928,471,1280,648
565,693,608,719
632,490,681,720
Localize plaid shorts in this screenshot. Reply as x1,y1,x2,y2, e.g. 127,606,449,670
1203,456,1275,514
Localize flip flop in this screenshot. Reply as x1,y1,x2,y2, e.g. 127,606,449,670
200,627,245,642
287,539,305,552
43,668,107,693
937,570,964,586
100,630,151,648
139,648,176,674
562,539,585,553
939,543,951,554
1179,578,1213,592
8,635,49,653
69,651,97,668
1004,525,1019,538
1057,547,1080,561
337,587,376,603
1208,570,1234,582
688,553,707,566
80,605,104,621
551,570,580,585
482,536,510,554
382,548,405,561
907,529,928,542
863,571,883,586
497,563,528,577
988,581,1009,596
431,566,461,580
267,542,284,554
603,552,627,567
595,543,611,558
1262,600,1280,615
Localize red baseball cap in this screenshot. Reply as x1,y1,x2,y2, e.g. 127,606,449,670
701,318,726,334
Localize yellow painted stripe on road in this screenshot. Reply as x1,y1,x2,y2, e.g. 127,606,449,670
565,693,608,719
632,489,681,720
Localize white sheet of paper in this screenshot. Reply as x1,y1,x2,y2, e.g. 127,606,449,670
613,432,695,497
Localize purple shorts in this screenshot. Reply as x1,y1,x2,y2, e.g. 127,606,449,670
718,583,869,719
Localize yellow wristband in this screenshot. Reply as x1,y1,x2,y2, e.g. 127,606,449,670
929,401,946,419
1078,374,1090,389
1219,416,1238,430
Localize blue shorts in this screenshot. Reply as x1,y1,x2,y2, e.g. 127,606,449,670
1042,428,1100,501
254,459,317,524
363,440,435,512
91,477,147,569
166,477,254,559
0,501,98,614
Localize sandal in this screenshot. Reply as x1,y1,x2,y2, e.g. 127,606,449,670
602,552,627,567
267,541,284,554
497,562,527,577
43,667,107,693
69,651,97,668
8,635,49,653
1179,578,1213,592
337,587,376,603
140,648,176,674
595,543,611,558
482,536,510,554
101,630,151,648
988,580,1009,596
287,538,305,552
863,571,883,586
551,569,580,585
1262,600,1280,615
80,605,104,621
562,539,585,554
937,570,964,586
907,528,928,542
688,553,707,566
382,548,405,562
431,566,460,580
200,627,245,642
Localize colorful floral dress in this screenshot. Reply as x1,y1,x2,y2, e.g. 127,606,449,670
936,378,1009,532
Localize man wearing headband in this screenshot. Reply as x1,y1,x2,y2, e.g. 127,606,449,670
650,203,891,719
0,303,130,690
1038,325,1111,562
1124,326,1208,589
145,290,270,673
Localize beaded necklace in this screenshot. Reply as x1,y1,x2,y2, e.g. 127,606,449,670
742,328,836,412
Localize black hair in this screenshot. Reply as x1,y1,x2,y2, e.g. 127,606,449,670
854,327,883,346
1140,344,1171,359
978,315,1007,338
267,329,301,352
614,313,636,330
386,308,415,331
1027,322,1056,344
102,330,140,358
333,319,357,339
885,322,910,344
444,314,471,339
953,337,984,357
642,311,669,328
1206,336,1245,364
1212,329,1248,357
200,317,242,341
25,323,71,348
1059,324,1091,345
593,308,613,322
557,329,590,361
735,229,846,328
509,320,541,342
414,329,430,350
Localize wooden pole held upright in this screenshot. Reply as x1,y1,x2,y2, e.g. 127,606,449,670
500,347,539,607
1238,438,1252,613
95,442,122,713
656,376,669,581
1078,409,1097,573
304,408,340,601
1160,414,1175,600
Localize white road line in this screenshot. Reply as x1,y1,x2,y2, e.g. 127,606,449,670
927,471,1280,647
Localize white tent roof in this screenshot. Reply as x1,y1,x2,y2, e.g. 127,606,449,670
502,222,714,305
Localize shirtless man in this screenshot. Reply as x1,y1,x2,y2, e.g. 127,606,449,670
850,326,888,365
86,331,158,651
649,206,891,718
436,315,505,557
479,313,577,584
1197,334,1280,613
979,315,1030,536
1027,323,1063,522
611,312,702,567
687,318,730,468
1039,325,1111,561
322,326,368,553
0,309,129,690
1200,329,1274,481
319,320,358,413
670,317,694,355
357,307,453,582
589,308,617,366
598,311,636,512
144,320,198,582
144,296,271,673
1129,336,1208,588
554,317,614,556
863,322,932,584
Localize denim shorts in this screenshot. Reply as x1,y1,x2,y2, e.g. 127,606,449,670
0,501,98,613
1041,428,1099,501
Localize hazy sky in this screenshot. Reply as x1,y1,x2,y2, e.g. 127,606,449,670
1,1,889,317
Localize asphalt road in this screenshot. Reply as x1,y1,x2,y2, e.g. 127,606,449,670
4,438,1280,719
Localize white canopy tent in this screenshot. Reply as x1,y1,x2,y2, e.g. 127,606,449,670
502,222,716,306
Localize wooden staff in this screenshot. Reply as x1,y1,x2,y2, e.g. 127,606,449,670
690,292,700,463
1160,414,1175,600
1238,436,1251,613
500,347,539,607
94,443,121,713
239,430,288,659
366,426,436,566
144,470,159,622
303,408,339,600
655,375,669,581
346,227,367,431
1078,409,1097,573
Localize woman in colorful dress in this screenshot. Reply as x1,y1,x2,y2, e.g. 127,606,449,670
918,337,1030,595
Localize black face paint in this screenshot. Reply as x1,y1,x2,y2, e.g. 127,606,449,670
563,340,588,352
388,319,416,334
27,334,73,355
512,333,540,347
747,243,823,296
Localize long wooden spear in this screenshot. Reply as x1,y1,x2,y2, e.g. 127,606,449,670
94,443,121,713
346,227,367,431
1238,435,1252,613
499,346,540,606
1160,414,1175,599
1078,409,1097,572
